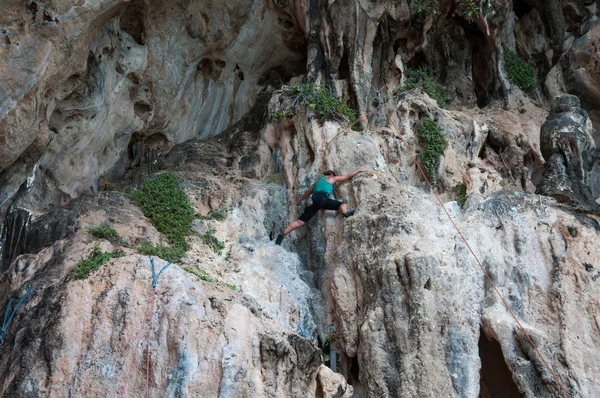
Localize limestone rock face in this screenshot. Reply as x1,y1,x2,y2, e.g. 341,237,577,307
269,91,600,397
0,0,306,212
2,1,600,398
0,187,327,397
537,95,599,210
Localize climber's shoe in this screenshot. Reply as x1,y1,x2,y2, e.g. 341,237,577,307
343,210,355,218
275,233,284,245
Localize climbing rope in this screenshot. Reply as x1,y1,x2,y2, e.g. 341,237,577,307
0,285,33,345
120,258,171,398
381,107,572,398
320,70,570,396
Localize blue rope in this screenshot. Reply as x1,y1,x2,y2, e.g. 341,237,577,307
0,285,33,345
149,257,171,289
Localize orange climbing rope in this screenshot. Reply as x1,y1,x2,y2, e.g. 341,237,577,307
380,107,572,398
322,74,571,396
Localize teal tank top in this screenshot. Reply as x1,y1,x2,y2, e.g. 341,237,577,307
313,176,333,195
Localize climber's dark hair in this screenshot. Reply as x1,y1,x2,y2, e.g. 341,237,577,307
324,170,336,176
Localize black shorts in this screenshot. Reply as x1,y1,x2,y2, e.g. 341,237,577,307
299,192,343,222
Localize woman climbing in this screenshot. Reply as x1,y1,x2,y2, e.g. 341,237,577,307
275,168,366,245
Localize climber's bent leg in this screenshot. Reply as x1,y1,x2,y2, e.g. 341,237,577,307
284,220,305,236
336,202,355,218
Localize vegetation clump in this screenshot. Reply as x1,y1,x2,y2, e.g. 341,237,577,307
200,228,225,255
403,68,447,108
504,52,536,92
133,172,194,262
456,0,480,20
197,209,228,221
455,182,467,207
182,266,237,290
138,244,186,263
88,225,125,246
410,0,440,20
275,83,356,124
70,246,124,281
417,118,448,184
182,266,215,283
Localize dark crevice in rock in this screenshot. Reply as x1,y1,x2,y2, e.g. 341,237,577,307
339,47,350,81
1,208,31,272
479,329,524,398
458,18,495,108
120,0,145,45
523,0,565,50
513,0,534,18
133,102,152,118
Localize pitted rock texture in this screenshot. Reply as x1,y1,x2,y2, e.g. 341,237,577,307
2,1,600,397
271,91,600,397
0,0,306,213
0,183,330,397
536,95,599,211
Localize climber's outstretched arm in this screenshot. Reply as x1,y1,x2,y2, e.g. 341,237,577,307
332,168,366,183
297,182,316,205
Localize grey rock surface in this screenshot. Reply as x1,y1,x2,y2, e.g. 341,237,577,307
537,95,599,211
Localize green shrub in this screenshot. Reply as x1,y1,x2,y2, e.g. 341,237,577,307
182,266,237,290
410,0,440,19
197,209,227,221
504,52,536,92
88,225,124,245
182,266,215,283
403,68,447,107
456,0,480,20
133,172,194,262
70,246,124,281
277,83,356,124
225,283,237,291
456,182,467,207
137,244,186,263
200,228,225,255
417,118,448,184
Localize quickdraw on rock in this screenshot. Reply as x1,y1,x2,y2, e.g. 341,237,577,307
120,257,171,398
0,285,33,345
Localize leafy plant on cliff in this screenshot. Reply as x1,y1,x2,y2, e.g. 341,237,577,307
88,225,125,246
182,266,215,283
182,266,237,290
455,182,467,207
276,83,356,124
200,228,225,255
138,244,186,263
70,246,124,281
504,52,536,92
417,118,448,184
133,172,194,262
403,68,447,108
196,209,228,221
456,0,481,21
410,0,440,20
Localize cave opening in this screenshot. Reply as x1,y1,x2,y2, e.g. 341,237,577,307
512,0,534,19
127,133,143,169
479,329,524,398
339,47,350,80
458,18,495,108
120,0,145,45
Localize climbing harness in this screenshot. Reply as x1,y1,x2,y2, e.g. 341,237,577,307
0,285,33,345
120,258,171,398
321,71,571,397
